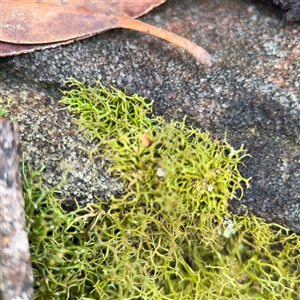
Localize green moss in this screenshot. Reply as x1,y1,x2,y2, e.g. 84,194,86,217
24,78,300,299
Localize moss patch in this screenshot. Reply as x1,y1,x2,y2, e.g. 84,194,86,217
24,79,300,299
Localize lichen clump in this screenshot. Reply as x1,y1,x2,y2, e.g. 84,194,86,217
25,79,300,299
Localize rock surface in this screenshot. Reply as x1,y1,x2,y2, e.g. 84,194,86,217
0,0,299,232
0,119,33,300
259,0,300,21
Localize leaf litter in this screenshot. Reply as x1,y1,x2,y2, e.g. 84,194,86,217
0,0,213,65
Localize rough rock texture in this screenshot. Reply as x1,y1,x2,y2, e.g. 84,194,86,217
0,119,33,300
0,0,299,234
258,0,300,21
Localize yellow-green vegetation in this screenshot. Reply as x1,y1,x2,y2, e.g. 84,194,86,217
0,97,19,121
24,78,300,299
0,97,13,118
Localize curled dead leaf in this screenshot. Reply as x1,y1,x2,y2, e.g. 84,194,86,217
0,0,213,65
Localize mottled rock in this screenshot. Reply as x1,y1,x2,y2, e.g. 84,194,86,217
0,119,33,300
258,0,300,21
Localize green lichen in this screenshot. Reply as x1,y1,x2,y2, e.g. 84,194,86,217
25,78,300,299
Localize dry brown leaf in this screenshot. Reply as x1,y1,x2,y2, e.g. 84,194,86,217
139,133,153,148
0,0,213,65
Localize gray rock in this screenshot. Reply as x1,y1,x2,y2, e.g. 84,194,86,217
259,0,300,21
0,0,299,232
0,120,33,300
